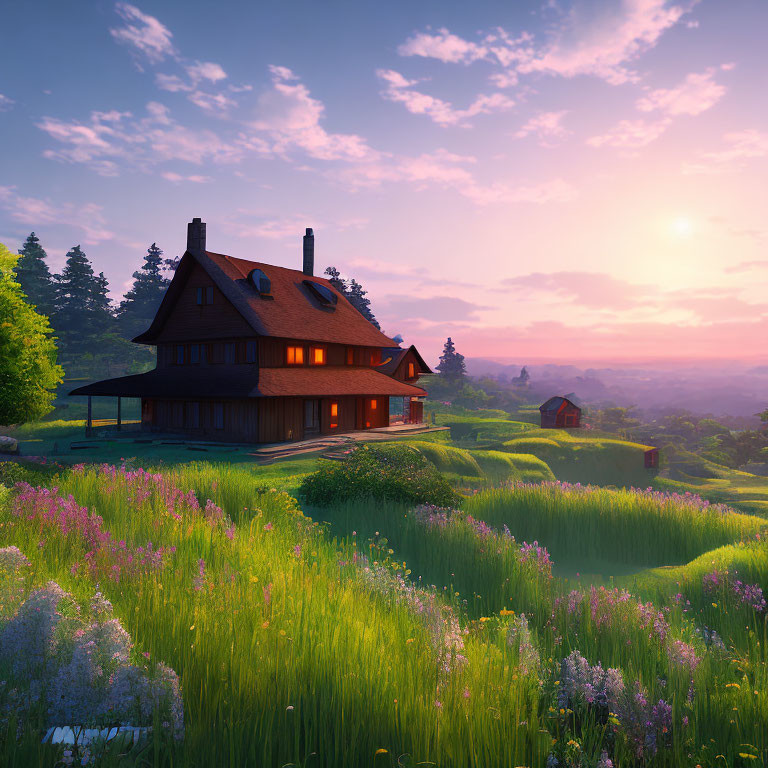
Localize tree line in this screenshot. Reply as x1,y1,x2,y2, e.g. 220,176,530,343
14,233,170,379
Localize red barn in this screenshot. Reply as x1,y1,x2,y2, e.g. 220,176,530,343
70,219,431,443
539,396,582,429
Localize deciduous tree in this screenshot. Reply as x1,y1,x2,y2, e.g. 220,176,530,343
0,243,63,424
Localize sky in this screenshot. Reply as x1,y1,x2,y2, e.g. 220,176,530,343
1,0,767,366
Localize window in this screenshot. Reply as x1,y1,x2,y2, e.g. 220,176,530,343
175,345,185,365
287,346,304,365
189,344,200,364
224,342,236,364
370,399,377,410
407,362,415,379
208,343,223,364
246,340,257,364
310,346,326,365
330,401,338,429
214,403,224,430
186,402,200,429
196,286,214,305
346,347,354,365
369,350,381,366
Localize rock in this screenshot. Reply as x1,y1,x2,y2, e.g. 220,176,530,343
0,436,18,455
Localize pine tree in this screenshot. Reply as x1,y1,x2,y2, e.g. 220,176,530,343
436,337,466,381
346,279,380,329
16,232,55,316
52,245,115,362
118,243,169,339
323,266,347,295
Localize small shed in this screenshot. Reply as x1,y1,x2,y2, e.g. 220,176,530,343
644,447,660,469
539,396,581,429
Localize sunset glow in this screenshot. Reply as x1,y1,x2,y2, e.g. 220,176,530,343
1,0,766,365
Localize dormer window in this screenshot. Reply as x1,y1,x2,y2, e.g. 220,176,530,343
303,280,337,308
287,346,304,365
310,346,326,365
408,362,415,378
249,269,272,297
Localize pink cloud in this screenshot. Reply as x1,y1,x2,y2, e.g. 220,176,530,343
519,0,696,84
503,271,654,309
398,28,488,64
0,187,114,244
0,93,15,112
684,129,768,173
110,3,175,63
251,65,381,161
377,69,514,126
397,2,697,85
636,68,726,115
513,111,571,145
586,117,671,148
161,171,212,183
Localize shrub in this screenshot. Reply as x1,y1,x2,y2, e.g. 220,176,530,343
300,443,460,507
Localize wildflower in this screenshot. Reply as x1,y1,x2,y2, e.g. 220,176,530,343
293,544,302,558
263,522,273,531
375,748,388,755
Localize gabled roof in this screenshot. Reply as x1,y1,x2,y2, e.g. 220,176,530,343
377,345,433,377
539,396,581,413
69,366,426,399
134,250,398,348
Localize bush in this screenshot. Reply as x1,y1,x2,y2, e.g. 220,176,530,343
299,443,460,507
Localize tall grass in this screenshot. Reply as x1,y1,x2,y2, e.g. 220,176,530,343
2,463,768,766
0,465,548,768
465,481,767,567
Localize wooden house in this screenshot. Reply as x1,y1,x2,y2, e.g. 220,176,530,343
71,219,431,443
539,396,581,429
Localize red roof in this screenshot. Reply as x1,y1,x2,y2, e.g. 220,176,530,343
257,367,426,397
135,250,398,348
70,366,426,399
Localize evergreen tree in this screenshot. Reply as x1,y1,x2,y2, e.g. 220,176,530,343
323,266,347,295
52,245,115,362
346,279,380,329
16,232,55,316
118,243,168,339
323,266,381,329
436,337,466,381
0,242,63,424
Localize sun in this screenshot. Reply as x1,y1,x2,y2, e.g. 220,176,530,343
672,217,693,237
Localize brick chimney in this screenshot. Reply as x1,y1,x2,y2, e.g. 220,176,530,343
302,227,314,276
187,217,206,253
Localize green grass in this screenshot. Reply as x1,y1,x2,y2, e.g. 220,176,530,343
501,429,656,487
464,482,767,569
2,459,768,766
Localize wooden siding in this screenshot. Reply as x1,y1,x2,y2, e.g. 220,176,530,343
152,263,253,343
388,348,423,382
142,397,259,442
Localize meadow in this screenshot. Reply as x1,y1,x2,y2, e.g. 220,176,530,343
1,416,768,767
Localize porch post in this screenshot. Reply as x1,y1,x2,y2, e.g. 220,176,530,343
116,396,122,431
86,396,93,437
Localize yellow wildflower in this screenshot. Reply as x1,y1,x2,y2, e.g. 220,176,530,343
375,748,388,756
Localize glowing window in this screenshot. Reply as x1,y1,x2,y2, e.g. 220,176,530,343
408,362,415,378
331,402,338,417
287,346,304,365
310,346,326,365
370,399,377,410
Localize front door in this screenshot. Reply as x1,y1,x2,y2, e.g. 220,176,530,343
304,399,321,435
